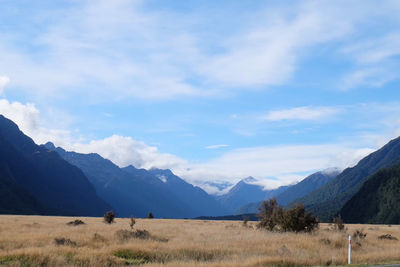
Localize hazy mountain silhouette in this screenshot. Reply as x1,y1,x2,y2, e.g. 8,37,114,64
47,143,228,218
216,177,289,213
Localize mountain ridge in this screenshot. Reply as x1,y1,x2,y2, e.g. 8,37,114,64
294,136,400,221
0,115,111,216
340,162,400,224
46,143,228,218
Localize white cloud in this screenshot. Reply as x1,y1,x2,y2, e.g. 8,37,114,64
0,99,72,146
343,33,400,64
205,144,229,149
197,1,355,88
2,1,398,100
0,99,187,170
262,106,341,122
341,68,398,91
0,76,10,95
0,0,206,101
72,135,187,170
340,32,400,90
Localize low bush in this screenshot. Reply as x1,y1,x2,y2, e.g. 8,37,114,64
54,237,77,246
104,211,115,224
66,219,85,226
115,229,151,242
378,234,398,240
332,216,344,231
130,217,136,230
257,198,318,233
242,216,249,227
353,229,367,240
280,204,318,233
257,198,282,231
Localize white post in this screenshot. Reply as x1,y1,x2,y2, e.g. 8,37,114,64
348,235,351,264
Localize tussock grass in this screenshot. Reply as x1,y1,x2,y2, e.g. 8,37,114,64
0,215,400,266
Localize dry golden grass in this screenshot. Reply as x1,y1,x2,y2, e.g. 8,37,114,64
0,215,399,266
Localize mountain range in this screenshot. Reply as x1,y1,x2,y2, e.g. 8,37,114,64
294,136,400,221
0,115,111,216
234,169,339,214
2,113,400,223
215,177,289,213
44,142,228,218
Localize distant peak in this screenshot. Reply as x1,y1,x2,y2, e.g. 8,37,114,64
44,142,56,150
242,176,257,183
124,164,138,170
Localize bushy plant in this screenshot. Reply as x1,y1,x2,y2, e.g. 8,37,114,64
242,216,249,227
130,217,136,230
257,198,283,231
332,215,345,231
353,229,367,240
257,198,318,233
104,211,115,224
66,219,85,226
115,229,151,242
280,204,318,233
54,237,77,246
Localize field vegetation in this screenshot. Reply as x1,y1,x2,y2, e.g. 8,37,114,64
0,215,399,266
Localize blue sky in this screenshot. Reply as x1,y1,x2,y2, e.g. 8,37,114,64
1,0,400,193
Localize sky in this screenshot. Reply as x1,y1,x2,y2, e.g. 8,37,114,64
1,0,400,194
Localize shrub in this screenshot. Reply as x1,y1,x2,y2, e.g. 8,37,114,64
257,198,283,231
104,211,115,224
115,229,151,242
66,219,85,226
378,234,398,241
332,215,345,231
353,229,367,240
257,198,318,233
242,216,249,227
147,212,154,219
54,237,77,246
280,204,318,233
130,217,136,230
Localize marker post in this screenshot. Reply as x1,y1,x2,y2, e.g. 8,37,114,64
348,235,351,264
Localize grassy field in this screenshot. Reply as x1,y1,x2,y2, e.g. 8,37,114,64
0,215,399,266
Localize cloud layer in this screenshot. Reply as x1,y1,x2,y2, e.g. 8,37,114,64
1,1,400,102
